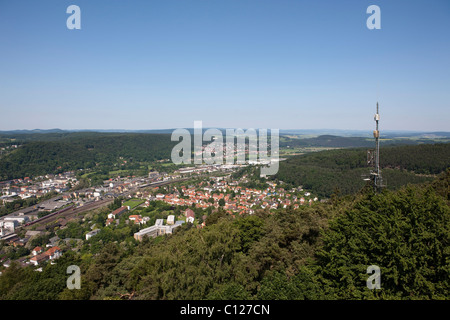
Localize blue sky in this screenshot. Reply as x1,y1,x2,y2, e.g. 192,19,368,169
0,0,449,131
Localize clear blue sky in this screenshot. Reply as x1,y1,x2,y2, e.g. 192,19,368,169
0,0,449,131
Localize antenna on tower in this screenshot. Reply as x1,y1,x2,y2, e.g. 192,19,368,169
363,102,385,192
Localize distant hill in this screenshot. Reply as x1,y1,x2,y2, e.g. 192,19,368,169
0,129,67,135
2,128,450,138
279,134,446,149
273,143,450,197
281,135,375,148
280,129,450,138
0,133,177,180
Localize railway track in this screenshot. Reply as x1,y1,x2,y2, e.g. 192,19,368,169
18,177,193,231
20,198,113,230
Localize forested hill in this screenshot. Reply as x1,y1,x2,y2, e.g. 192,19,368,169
0,133,177,180
274,143,450,198
279,134,447,148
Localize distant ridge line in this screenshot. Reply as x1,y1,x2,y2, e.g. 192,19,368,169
0,128,449,138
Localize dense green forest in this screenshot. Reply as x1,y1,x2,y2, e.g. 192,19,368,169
0,170,448,300
279,134,447,149
0,133,177,180
274,143,450,197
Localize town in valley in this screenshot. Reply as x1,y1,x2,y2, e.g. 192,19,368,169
0,160,318,271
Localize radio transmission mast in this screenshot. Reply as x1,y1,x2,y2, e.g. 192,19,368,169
371,102,383,191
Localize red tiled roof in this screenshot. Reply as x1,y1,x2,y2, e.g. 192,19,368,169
185,208,195,218
30,254,49,263
112,206,128,215
45,246,61,256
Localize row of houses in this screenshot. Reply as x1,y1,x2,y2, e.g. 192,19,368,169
1,173,76,200
147,180,317,215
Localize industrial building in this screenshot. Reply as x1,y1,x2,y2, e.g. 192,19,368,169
134,219,184,241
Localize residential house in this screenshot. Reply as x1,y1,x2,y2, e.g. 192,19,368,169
30,254,49,266
46,246,62,260
30,246,62,266
32,246,43,255
105,218,115,226
86,229,101,240
129,215,144,225
184,208,195,217
186,210,195,224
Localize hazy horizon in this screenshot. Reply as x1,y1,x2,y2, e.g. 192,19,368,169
1,127,449,135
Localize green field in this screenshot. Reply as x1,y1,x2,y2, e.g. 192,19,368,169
108,169,132,176
123,199,145,209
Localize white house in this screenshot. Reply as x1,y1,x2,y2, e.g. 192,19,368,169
185,210,195,224
46,246,62,260
167,215,175,225
129,215,143,225
32,246,43,255
86,229,101,240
